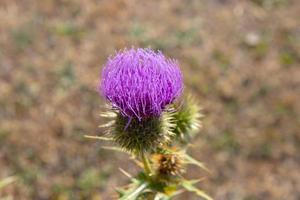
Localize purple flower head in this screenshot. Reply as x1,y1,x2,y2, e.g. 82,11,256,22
99,48,183,119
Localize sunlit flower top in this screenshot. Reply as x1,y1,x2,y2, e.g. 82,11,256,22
99,48,183,119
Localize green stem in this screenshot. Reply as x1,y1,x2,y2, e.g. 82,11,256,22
141,152,152,176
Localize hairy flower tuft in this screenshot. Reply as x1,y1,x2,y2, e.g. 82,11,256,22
99,48,183,119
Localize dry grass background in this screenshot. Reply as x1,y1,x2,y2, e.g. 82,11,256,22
0,0,300,199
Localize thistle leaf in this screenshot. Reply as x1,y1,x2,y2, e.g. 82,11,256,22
116,187,127,197
181,180,213,200
119,168,133,179
183,154,211,174
119,182,149,200
188,178,206,185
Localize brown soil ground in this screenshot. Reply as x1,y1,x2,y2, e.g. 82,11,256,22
0,0,299,199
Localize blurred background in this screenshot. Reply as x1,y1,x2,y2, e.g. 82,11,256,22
0,0,299,199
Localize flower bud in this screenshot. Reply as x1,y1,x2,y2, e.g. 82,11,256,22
172,95,202,143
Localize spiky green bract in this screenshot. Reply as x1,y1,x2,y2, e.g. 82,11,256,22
171,95,202,144
100,109,175,154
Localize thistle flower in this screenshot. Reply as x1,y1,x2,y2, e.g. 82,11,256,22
99,48,183,120
92,48,212,200
98,48,183,153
